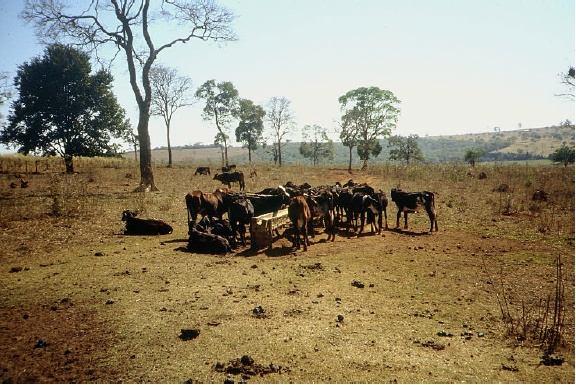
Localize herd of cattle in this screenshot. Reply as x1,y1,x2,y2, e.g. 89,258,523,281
120,164,438,253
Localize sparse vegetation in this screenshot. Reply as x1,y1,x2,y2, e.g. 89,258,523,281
0,158,573,382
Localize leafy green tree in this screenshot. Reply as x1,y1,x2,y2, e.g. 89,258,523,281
339,86,400,170
299,125,334,166
464,148,485,167
549,144,575,166
23,0,235,191
1,44,130,173
149,65,192,167
235,99,265,163
266,96,294,167
388,135,424,164
196,80,239,166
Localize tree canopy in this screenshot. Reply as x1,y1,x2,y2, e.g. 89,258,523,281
196,79,239,166
235,98,265,163
388,134,424,164
464,148,485,167
339,86,400,170
549,144,575,166
299,125,334,166
1,44,130,173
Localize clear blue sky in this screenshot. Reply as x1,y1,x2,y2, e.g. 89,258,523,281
0,0,574,152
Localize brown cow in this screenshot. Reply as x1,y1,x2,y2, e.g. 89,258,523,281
185,189,228,225
288,195,312,251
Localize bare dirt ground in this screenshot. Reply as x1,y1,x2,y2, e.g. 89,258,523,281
0,161,574,383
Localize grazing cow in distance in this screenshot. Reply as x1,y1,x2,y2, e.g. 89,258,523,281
532,189,549,202
122,210,173,235
194,166,210,176
185,189,228,225
391,188,438,233
221,164,236,173
214,171,245,191
288,195,312,251
188,228,231,254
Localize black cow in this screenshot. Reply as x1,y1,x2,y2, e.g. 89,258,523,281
249,186,291,216
214,171,245,191
122,210,173,235
390,188,438,233
194,166,211,175
228,197,255,246
188,228,231,254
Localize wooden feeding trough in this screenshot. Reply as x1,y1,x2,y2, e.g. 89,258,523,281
250,208,291,250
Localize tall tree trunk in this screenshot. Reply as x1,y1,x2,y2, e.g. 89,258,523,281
133,143,138,161
136,109,158,191
224,138,229,166
166,122,172,167
277,140,282,166
361,158,368,171
248,147,252,163
64,154,74,174
348,146,353,173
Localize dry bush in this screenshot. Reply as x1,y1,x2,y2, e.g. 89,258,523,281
482,255,569,357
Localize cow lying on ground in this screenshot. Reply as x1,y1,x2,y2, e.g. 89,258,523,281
390,188,438,233
193,216,237,249
188,228,231,254
122,210,173,235
185,189,228,225
288,195,312,251
194,166,210,175
214,171,245,191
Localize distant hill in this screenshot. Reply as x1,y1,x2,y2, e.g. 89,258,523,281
129,125,575,166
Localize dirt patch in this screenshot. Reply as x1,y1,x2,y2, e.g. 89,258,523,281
0,302,120,383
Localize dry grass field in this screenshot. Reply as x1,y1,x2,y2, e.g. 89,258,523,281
0,156,574,383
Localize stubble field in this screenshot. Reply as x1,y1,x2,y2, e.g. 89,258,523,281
0,157,574,383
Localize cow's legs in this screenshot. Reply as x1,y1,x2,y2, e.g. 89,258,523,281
302,224,308,251
404,211,409,229
396,209,402,228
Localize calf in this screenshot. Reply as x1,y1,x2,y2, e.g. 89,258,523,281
390,188,438,233
214,171,245,191
307,189,336,242
187,228,231,254
288,195,312,251
193,216,237,249
194,166,211,176
228,197,255,246
122,210,173,235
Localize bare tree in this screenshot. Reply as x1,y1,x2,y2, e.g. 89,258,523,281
558,66,575,100
22,0,235,191
266,96,294,167
149,65,192,167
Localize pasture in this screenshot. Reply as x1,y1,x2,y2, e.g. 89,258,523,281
0,158,574,383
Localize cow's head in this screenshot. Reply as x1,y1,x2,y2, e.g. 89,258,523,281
122,209,138,221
